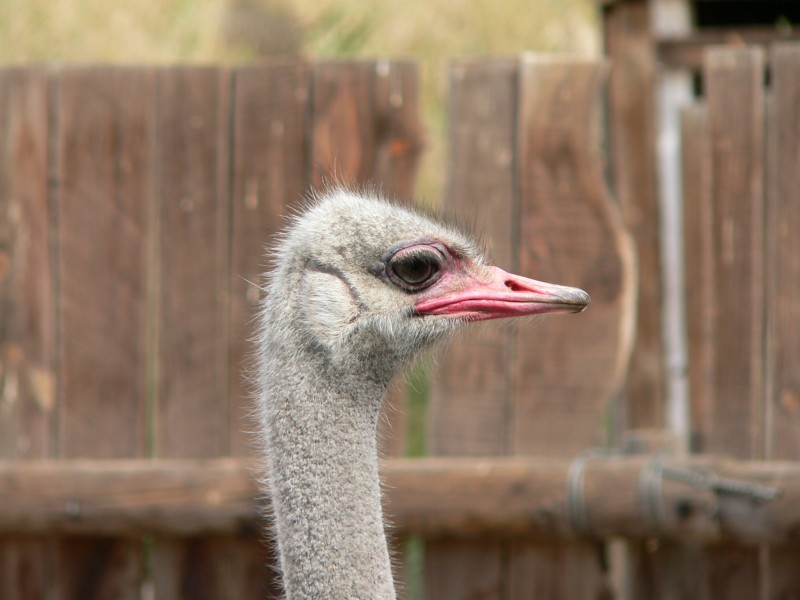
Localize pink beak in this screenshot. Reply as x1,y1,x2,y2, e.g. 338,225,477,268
414,266,589,322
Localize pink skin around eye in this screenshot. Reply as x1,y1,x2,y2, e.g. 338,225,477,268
413,264,590,322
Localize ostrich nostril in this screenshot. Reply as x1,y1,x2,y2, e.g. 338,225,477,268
505,280,524,292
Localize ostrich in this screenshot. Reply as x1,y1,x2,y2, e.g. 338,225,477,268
255,189,589,599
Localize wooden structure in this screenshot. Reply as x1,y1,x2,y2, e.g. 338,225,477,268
1,29,800,600
602,0,800,596
0,61,422,599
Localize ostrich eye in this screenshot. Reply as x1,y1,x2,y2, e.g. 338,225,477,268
386,244,445,291
394,255,435,284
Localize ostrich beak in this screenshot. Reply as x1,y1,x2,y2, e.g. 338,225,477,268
414,265,590,322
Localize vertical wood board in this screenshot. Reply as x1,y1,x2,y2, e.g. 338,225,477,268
154,67,230,459
54,65,156,600
55,66,154,460
424,58,518,600
704,47,766,460
604,0,666,431
680,104,714,450
309,61,422,201
509,56,629,599
0,68,54,460
513,56,633,457
228,61,309,460
702,46,766,600
0,67,56,600
764,40,800,600
429,58,519,457
765,44,800,460
228,61,311,599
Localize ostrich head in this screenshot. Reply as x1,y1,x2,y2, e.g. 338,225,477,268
257,189,590,599
263,189,589,384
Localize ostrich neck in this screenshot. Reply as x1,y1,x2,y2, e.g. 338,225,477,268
263,346,396,600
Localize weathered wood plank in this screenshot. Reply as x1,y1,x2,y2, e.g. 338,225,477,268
154,67,230,459
704,47,765,458
2,456,800,544
513,55,632,456
628,541,711,600
510,54,631,599
765,44,800,463
703,46,766,600
0,68,54,460
151,65,262,600
56,66,154,459
604,0,665,431
430,58,519,457
425,58,519,600
765,42,800,600
228,61,310,599
55,65,155,600
228,61,309,457
0,66,56,600
309,60,422,200
681,103,714,451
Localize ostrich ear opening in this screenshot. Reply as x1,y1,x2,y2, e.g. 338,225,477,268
299,269,360,354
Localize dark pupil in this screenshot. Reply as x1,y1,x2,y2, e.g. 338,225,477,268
394,255,435,284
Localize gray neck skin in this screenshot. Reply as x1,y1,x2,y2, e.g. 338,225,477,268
262,340,397,600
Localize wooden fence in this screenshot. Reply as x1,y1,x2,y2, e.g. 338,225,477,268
672,44,800,599
0,60,422,599
0,44,799,599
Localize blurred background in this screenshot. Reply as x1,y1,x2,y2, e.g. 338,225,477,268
0,0,599,201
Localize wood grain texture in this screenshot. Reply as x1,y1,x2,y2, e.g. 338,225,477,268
228,61,309,459
429,58,519,457
604,0,665,430
425,58,519,600
766,44,800,462
55,65,155,600
152,66,268,600
154,66,230,459
681,104,714,451
704,47,765,460
0,66,56,600
0,68,54,460
228,60,310,600
5,456,800,543
309,60,422,200
510,55,632,600
765,43,800,600
513,56,633,457
703,46,766,600
56,66,154,460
